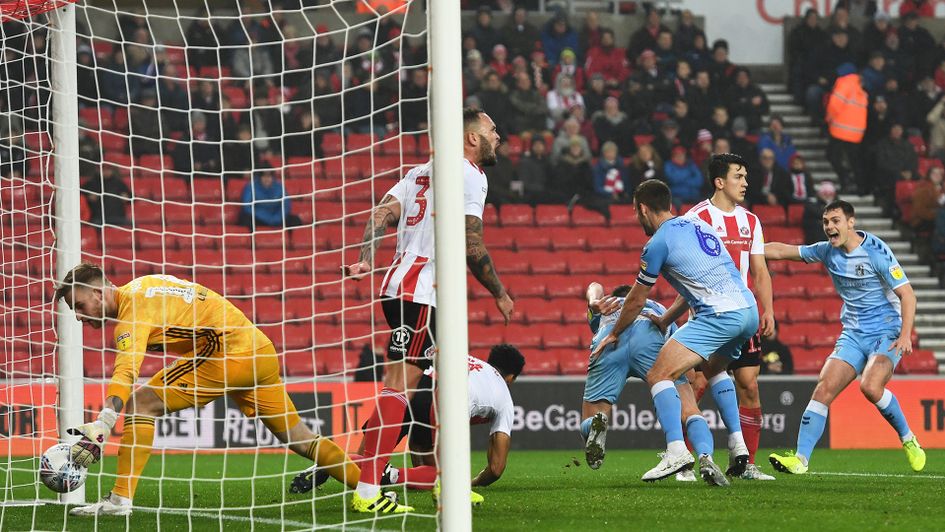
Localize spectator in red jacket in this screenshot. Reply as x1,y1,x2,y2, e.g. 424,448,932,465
584,29,628,89
899,0,934,18
490,44,512,79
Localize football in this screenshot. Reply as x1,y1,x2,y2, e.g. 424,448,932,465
39,443,87,493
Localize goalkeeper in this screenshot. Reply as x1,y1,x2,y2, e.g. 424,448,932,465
55,264,411,516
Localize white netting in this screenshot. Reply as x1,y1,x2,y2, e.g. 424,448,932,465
1,0,437,528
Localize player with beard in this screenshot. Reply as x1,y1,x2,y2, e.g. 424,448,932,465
343,107,514,513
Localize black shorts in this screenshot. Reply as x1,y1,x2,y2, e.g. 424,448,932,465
382,297,437,369
693,332,762,372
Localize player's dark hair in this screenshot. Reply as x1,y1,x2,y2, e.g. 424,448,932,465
707,153,747,181
611,285,631,297
823,199,855,218
463,107,485,132
633,179,672,213
488,344,526,379
54,262,108,303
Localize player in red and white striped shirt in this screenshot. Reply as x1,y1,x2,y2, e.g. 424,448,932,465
343,108,514,512
658,153,776,481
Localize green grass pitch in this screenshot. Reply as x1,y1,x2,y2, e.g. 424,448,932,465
2,449,943,530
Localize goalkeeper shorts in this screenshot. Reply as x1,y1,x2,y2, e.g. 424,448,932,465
146,343,301,433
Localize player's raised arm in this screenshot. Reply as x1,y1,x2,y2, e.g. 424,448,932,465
764,241,804,261
472,431,511,487
466,214,513,324
890,283,917,356
346,193,402,279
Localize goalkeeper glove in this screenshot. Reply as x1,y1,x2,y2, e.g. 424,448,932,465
67,408,118,467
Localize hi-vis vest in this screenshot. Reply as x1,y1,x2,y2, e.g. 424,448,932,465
826,73,868,143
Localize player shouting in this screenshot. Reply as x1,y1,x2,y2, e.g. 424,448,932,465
666,153,776,480
344,108,514,513
55,266,379,516
592,179,755,482
765,200,925,474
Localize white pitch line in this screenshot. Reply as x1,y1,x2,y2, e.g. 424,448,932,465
133,506,428,531
811,471,945,480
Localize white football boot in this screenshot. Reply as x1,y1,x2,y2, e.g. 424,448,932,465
70,494,132,517
642,450,694,482
699,455,730,487
584,412,609,470
675,469,697,482
740,463,776,480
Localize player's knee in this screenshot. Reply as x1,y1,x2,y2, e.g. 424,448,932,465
645,368,667,386
859,380,884,403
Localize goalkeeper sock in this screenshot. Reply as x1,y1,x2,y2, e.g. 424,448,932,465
709,373,743,436
580,417,593,440
650,381,684,447
874,389,912,440
685,415,713,457
739,406,763,463
356,388,408,499
796,400,828,464
398,465,437,490
303,438,361,490
112,415,155,500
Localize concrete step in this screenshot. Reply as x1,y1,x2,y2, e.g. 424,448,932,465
784,126,822,137
811,171,838,182
798,148,824,159
916,289,945,301
918,301,945,312
897,253,922,266
920,338,945,350
805,160,832,170
779,115,811,126
770,103,805,115
913,277,941,289
839,194,875,205
793,137,827,148
759,83,788,94
768,93,794,104
857,218,893,231
917,328,945,340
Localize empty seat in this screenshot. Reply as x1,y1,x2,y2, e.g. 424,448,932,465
521,350,560,375
571,206,607,226
557,349,587,375
527,251,568,275
753,204,787,226
499,205,534,227
504,274,547,298
549,227,588,251
534,205,570,226
517,297,563,324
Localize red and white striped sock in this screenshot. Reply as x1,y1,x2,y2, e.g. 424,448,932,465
739,406,763,464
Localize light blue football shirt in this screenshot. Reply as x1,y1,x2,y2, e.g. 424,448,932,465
799,231,908,331
636,216,755,317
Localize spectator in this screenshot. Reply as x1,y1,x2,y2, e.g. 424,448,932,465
313,24,342,78
756,115,796,171
899,0,934,18
173,110,222,179
828,6,861,56
551,118,591,164
688,69,719,124
654,118,682,162
627,8,669,60
401,68,429,132
671,98,697,147
584,29,627,89
489,44,512,79
583,72,608,117
663,145,703,206
865,95,893,148
911,165,945,233
223,124,255,176
192,79,220,111
82,169,131,227
712,137,732,157
671,60,694,101
749,148,789,207
553,138,610,219
503,6,540,60
911,76,942,135
784,154,815,206
654,30,677,73
76,44,97,106
469,6,501,61
805,29,855,118
99,49,130,104
874,123,918,213
674,9,705,53
128,89,162,157
803,181,837,244
185,17,220,71
683,33,711,72
925,92,945,158
283,110,322,159
691,129,714,168
933,203,945,258
759,322,794,375
508,71,548,135
627,143,664,191
900,12,936,78
593,141,630,201
552,48,585,91
0,128,26,179
476,70,511,135
835,0,877,19
860,51,889,96
882,30,912,85
729,117,757,161
485,143,518,208
517,137,553,204
621,77,656,124
541,10,579,67
592,96,633,156
788,8,829,103
529,47,553,93
882,77,910,124
239,167,302,230
546,74,584,127
707,39,737,93
634,49,672,106
862,11,891,58
825,63,867,194
569,104,598,149
463,49,487,95
580,11,603,53
311,73,342,129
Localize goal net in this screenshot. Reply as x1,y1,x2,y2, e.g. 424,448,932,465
0,0,454,528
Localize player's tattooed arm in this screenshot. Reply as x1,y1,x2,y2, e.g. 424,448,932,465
352,194,401,270
465,215,506,298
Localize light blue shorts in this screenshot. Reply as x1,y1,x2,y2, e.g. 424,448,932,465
584,320,686,404
670,307,759,361
828,328,902,374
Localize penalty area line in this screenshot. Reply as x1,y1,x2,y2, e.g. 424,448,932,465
123,507,315,529
811,471,945,480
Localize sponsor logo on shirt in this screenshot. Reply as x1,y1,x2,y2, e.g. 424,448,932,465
889,265,905,280
855,263,866,277
116,332,131,351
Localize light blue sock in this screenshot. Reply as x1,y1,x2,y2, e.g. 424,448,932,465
796,400,828,462
686,415,714,456
709,373,743,435
875,389,912,440
580,417,593,440
651,381,684,445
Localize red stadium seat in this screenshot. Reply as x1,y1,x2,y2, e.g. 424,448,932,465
792,348,826,375
787,203,804,226
490,250,530,274
544,275,587,298
499,205,534,226
482,203,498,226
517,297,563,324
778,325,808,349
587,228,625,251
566,251,604,275
557,349,587,375
571,206,607,226
541,323,582,348
469,324,506,349
803,324,840,348
780,298,823,323
521,350,560,375
505,274,547,298
508,226,549,250
528,251,569,275
534,205,570,226
468,297,495,324
549,227,588,251
753,204,787,226
609,204,638,226
506,324,543,348
899,350,937,374
600,251,637,275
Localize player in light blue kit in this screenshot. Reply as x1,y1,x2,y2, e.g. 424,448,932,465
765,200,925,474
591,180,758,483
580,282,730,486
